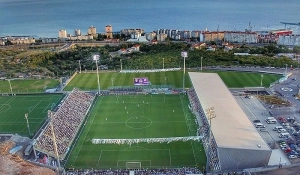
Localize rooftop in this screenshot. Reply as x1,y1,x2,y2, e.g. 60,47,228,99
189,72,270,151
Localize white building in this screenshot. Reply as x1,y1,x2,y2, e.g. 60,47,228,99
224,32,257,43
87,26,97,36
278,35,300,46
145,32,156,41
157,33,167,42
58,30,67,38
74,29,81,36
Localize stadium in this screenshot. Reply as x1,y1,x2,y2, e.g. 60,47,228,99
0,68,283,175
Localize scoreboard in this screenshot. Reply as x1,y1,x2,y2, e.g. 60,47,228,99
134,77,149,85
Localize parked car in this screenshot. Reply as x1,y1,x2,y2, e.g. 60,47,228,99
289,155,297,159
278,117,287,123
260,128,267,132
278,129,287,133
273,126,284,131
253,119,261,123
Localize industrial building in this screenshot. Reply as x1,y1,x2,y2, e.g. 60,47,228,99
188,72,271,173
278,35,300,46
224,31,258,43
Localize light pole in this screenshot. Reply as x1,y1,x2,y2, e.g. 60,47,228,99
48,110,61,170
120,59,123,72
93,54,101,95
181,51,188,92
8,80,13,95
260,74,264,87
111,78,114,88
205,107,216,173
201,57,203,71
163,58,165,70
164,77,167,86
78,60,81,73
285,64,288,76
24,113,31,136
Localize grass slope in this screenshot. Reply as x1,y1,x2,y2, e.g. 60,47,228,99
0,79,60,93
65,71,282,91
66,94,205,169
0,94,63,137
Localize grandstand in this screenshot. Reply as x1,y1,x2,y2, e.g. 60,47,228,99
188,72,271,173
33,89,95,161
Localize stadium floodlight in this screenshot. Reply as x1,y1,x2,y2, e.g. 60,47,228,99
7,79,13,95
120,59,123,72
24,113,31,136
164,77,167,86
205,107,216,173
260,74,264,87
111,78,115,87
181,51,188,92
93,54,101,95
48,110,61,170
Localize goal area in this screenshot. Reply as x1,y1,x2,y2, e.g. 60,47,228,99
126,162,141,169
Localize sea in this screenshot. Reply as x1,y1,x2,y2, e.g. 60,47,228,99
0,0,300,38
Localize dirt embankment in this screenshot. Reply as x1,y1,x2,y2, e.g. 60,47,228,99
0,141,56,175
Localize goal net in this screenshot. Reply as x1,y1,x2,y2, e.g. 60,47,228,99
126,162,141,169
1,93,9,96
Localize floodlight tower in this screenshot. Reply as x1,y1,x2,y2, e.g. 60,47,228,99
8,79,13,95
48,110,61,169
24,113,31,136
181,51,188,92
205,107,216,173
93,54,101,95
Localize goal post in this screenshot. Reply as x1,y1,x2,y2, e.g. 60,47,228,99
126,162,141,169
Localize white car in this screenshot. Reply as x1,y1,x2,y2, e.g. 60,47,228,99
289,155,297,159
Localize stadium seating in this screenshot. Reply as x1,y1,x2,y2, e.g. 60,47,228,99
34,88,95,159
66,167,202,175
187,88,221,172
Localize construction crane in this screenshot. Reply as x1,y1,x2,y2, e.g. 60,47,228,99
280,22,300,28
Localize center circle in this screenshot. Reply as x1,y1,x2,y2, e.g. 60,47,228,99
125,117,152,129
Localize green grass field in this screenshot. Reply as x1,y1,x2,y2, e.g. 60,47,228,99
0,94,63,137
0,79,60,94
66,94,206,169
64,71,282,91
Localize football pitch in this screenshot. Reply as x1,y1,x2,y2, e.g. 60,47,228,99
66,94,206,169
64,71,282,91
0,94,63,137
0,79,59,94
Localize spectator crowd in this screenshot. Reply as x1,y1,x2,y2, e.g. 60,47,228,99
66,167,202,175
187,88,220,172
34,88,95,159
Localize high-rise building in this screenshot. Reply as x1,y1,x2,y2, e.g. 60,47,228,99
74,29,81,36
58,30,67,38
105,25,113,38
87,26,97,36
